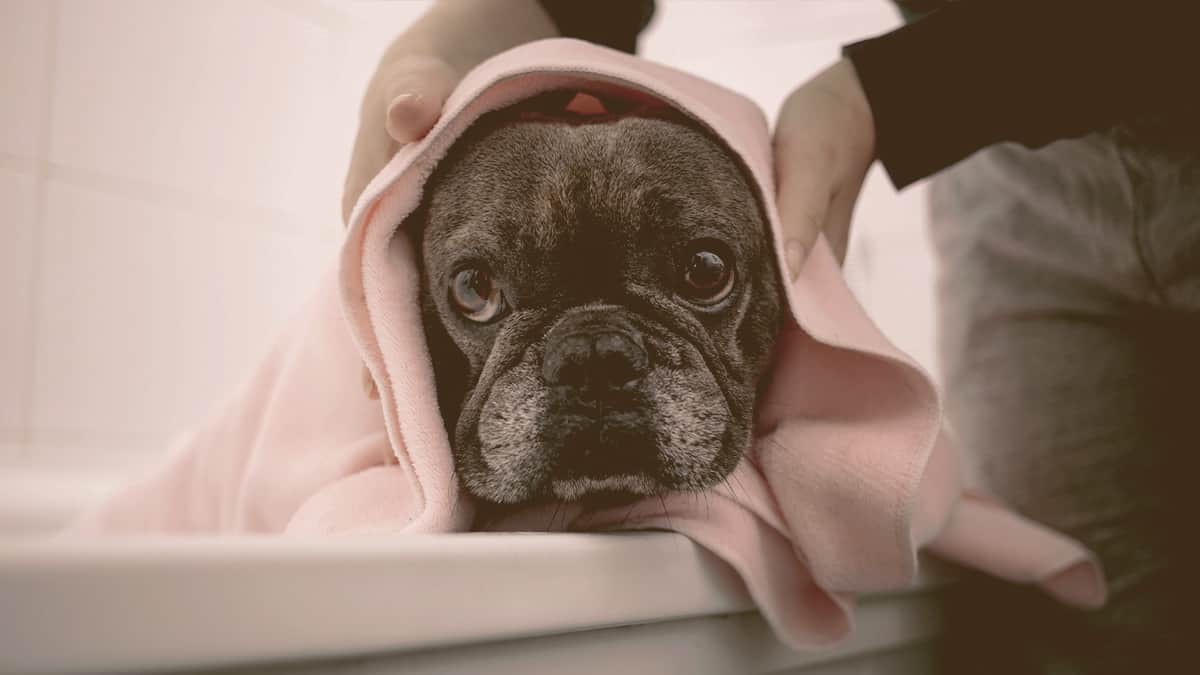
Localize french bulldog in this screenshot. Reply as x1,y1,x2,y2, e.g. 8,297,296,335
408,93,783,511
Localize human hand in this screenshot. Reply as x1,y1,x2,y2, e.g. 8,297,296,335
342,0,558,224
773,59,876,277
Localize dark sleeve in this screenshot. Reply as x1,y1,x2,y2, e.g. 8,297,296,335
537,0,656,54
844,0,1200,188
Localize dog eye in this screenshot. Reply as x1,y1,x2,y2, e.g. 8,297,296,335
679,241,735,306
450,267,507,323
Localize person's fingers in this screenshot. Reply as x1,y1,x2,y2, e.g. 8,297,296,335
774,138,835,281
771,59,876,276
381,57,459,143
342,57,458,225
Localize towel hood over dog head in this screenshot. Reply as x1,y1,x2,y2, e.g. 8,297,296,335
73,39,1106,648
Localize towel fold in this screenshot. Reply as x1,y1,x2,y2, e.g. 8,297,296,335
71,38,1105,648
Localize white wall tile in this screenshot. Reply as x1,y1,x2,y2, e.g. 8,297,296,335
0,435,26,463
31,178,338,452
0,167,38,434
22,433,161,471
855,166,931,235
852,226,940,380
333,0,432,85
50,0,343,231
0,0,52,159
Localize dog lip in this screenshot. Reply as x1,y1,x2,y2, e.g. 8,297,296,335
577,490,644,511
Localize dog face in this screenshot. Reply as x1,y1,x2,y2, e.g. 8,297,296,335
411,101,782,507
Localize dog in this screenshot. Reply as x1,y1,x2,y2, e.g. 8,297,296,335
408,93,783,512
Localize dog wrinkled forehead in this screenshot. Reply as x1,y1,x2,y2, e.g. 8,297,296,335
417,90,769,275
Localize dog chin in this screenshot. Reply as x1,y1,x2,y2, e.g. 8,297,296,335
550,474,660,503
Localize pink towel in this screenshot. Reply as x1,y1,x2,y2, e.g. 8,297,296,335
71,39,1105,647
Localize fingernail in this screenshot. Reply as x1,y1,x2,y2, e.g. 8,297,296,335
385,92,423,142
784,241,806,282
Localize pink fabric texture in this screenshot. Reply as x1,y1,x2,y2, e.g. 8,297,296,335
70,39,1106,647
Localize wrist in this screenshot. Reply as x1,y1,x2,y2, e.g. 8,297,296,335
815,59,876,169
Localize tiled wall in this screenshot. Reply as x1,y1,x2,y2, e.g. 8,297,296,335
0,0,935,475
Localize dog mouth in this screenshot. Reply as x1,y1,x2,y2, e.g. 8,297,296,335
462,305,740,505
551,475,658,506
540,405,658,479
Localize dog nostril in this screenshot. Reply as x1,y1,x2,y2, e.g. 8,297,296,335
543,330,648,388
593,332,647,387
542,333,591,387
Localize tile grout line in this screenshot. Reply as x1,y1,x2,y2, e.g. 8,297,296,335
6,156,321,240
45,162,317,238
25,426,166,452
20,0,61,457
13,2,345,463
0,152,39,174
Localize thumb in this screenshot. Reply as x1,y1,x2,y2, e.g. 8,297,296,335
774,141,835,282
381,56,460,144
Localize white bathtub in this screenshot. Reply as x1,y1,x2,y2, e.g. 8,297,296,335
0,470,952,674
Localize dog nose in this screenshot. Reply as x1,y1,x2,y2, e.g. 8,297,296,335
542,328,648,389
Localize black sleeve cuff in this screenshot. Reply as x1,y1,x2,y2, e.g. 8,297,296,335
844,0,1196,188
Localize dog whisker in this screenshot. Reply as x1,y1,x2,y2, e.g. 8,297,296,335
547,499,564,532
656,492,687,554
719,474,737,504
619,500,639,528
656,493,674,531
448,468,463,522
729,470,750,505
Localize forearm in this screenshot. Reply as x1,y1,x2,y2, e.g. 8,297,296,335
846,0,1197,188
